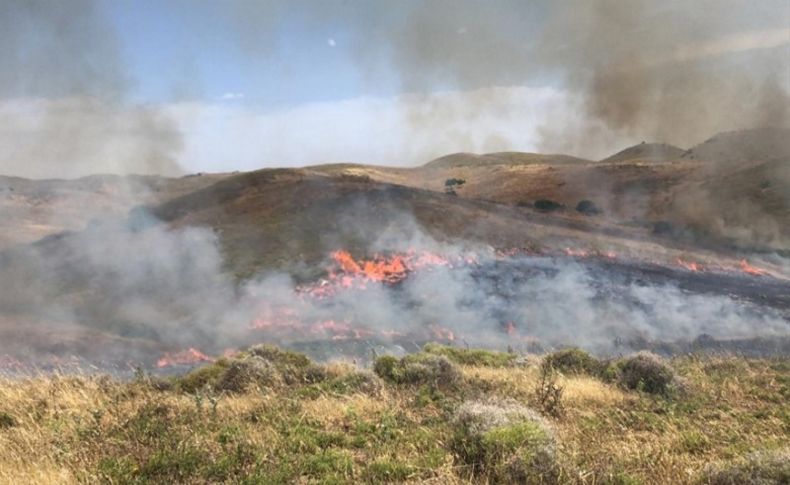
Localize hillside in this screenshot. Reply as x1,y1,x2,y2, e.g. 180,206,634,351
600,142,685,163
1,345,787,484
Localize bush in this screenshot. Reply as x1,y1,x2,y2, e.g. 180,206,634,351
617,352,675,395
575,199,601,215
176,359,230,393
373,353,462,387
214,357,279,393
0,411,16,428
324,370,383,395
534,199,564,212
451,400,560,483
246,344,311,369
700,447,789,484
534,361,565,418
423,343,516,367
543,348,603,376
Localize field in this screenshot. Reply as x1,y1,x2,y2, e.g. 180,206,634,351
0,345,787,484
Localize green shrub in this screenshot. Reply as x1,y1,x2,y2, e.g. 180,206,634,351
245,345,313,385
423,343,516,367
373,355,399,381
451,400,560,484
617,352,675,395
176,359,230,393
0,411,16,428
374,353,462,387
325,370,383,395
700,447,789,484
543,348,603,376
215,357,279,393
246,344,311,369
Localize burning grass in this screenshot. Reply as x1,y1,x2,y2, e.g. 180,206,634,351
0,348,787,484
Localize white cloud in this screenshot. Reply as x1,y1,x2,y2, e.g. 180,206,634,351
166,85,582,173
218,92,245,101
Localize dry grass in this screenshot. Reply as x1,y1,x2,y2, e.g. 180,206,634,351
0,350,787,484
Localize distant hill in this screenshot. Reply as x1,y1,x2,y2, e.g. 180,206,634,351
600,142,685,163
683,128,790,163
424,152,589,168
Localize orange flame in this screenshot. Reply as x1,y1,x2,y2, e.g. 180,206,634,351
676,258,702,272
156,347,214,368
739,259,767,276
430,325,455,341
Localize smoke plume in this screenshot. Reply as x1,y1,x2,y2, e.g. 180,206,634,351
0,0,183,178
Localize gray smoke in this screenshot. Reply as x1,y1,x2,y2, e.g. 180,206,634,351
0,0,183,178
0,208,785,364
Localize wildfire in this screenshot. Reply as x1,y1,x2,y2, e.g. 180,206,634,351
676,258,702,272
430,325,456,341
156,347,214,368
739,259,767,276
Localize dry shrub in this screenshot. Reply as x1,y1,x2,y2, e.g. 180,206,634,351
700,448,789,484
451,399,561,484
326,370,383,395
617,352,675,395
215,357,279,393
373,354,462,387
543,348,603,376
534,361,565,418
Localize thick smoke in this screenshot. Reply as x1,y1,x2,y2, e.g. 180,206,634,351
0,0,183,178
221,1,788,157
536,0,790,154
0,208,786,366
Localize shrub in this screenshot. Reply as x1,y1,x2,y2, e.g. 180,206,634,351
617,352,675,395
451,400,560,483
214,357,279,393
302,364,330,384
325,370,383,395
0,411,16,428
423,343,516,367
246,344,312,369
700,447,789,484
176,359,230,393
534,199,564,212
534,361,565,418
373,353,462,387
246,345,313,385
543,348,603,376
373,355,399,382
575,199,602,215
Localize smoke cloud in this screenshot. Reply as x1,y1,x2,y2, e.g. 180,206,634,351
0,0,183,178
0,207,786,366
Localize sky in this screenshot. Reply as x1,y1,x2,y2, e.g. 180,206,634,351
0,0,788,178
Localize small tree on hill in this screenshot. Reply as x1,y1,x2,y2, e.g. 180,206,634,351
444,178,466,195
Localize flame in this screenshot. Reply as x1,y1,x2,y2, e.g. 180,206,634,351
676,258,702,272
156,347,214,368
430,325,455,341
564,247,590,258
245,247,779,353
739,259,767,276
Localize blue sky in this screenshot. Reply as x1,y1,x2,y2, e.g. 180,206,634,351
104,0,370,107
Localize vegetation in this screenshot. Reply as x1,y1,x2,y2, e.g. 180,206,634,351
575,199,602,215
534,199,565,211
0,346,787,484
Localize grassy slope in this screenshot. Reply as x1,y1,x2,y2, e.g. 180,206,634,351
0,346,787,484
